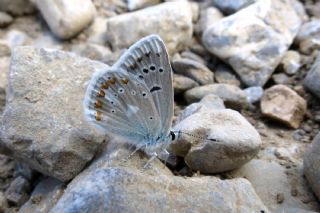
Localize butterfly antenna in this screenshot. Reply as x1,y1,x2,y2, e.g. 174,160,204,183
171,130,220,143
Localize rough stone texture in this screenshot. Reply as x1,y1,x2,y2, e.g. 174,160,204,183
272,73,289,85
0,56,9,88
184,83,248,110
106,1,194,55
212,0,256,14
0,191,8,212
280,50,301,75
304,53,320,99
50,142,268,213
202,0,301,86
215,64,241,86
171,108,261,173
86,17,107,45
172,58,214,85
0,11,13,28
244,86,263,104
180,51,206,65
173,74,199,95
71,43,112,62
196,7,223,35
0,40,10,57
127,0,160,11
19,178,65,213
5,176,30,206
0,0,35,16
304,133,320,200
0,154,15,190
175,94,225,124
261,85,307,129
295,20,320,54
0,47,107,181
35,0,96,39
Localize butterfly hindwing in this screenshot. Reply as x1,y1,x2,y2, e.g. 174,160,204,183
114,35,174,138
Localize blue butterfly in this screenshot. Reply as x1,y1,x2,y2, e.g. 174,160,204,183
83,35,176,167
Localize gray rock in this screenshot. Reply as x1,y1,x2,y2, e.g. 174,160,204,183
173,74,199,95
0,0,35,16
5,176,30,206
184,83,248,110
50,142,268,212
127,0,160,11
171,108,261,173
0,40,10,57
0,11,13,27
231,159,318,212
172,58,214,85
280,209,318,213
272,73,289,85
180,51,207,65
0,56,9,89
0,191,8,212
71,43,112,62
196,7,223,35
105,1,194,55
212,0,256,14
19,178,64,213
202,0,301,86
86,17,107,45
175,94,225,123
280,50,301,75
261,85,307,129
243,86,263,104
0,47,107,181
215,63,241,86
295,20,320,54
0,154,15,190
304,133,320,200
304,53,320,99
35,0,96,39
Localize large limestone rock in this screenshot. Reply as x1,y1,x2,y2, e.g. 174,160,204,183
105,1,194,55
171,108,261,173
0,47,107,181
202,0,301,86
35,0,96,39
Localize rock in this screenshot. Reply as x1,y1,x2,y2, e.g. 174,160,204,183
0,47,107,181
306,2,320,19
214,64,241,86
127,0,160,11
202,0,301,86
86,17,107,45
295,20,320,54
0,11,13,27
0,40,10,57
180,51,206,65
304,53,320,99
304,132,320,200
0,89,5,113
171,108,261,173
281,209,318,213
0,0,35,16
172,58,214,85
0,56,9,91
0,191,8,212
243,86,263,104
184,83,248,110
0,154,15,190
19,178,64,213
175,94,225,123
35,0,96,39
106,1,194,55
272,73,289,85
231,159,318,212
280,50,301,75
50,142,268,212
173,74,199,95
33,31,64,50
290,0,308,23
212,0,256,14
5,176,30,207
196,7,223,35
261,85,306,128
71,43,112,62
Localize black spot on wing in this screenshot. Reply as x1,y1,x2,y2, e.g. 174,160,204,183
150,86,162,93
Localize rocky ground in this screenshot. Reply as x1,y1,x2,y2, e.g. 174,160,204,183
0,0,320,212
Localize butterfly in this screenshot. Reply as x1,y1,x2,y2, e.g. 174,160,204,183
83,35,176,167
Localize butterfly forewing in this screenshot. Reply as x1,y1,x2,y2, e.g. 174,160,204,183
114,35,174,138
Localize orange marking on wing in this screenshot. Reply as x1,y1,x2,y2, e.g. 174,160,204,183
98,90,105,97
121,79,129,84
95,111,102,121
101,82,109,89
95,100,102,108
108,77,116,85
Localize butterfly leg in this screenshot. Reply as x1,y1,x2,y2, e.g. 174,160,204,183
125,143,146,161
143,152,158,169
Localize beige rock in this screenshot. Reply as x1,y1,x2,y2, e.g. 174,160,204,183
261,85,306,128
35,0,96,39
105,1,194,55
280,50,301,75
173,74,199,95
127,0,161,11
